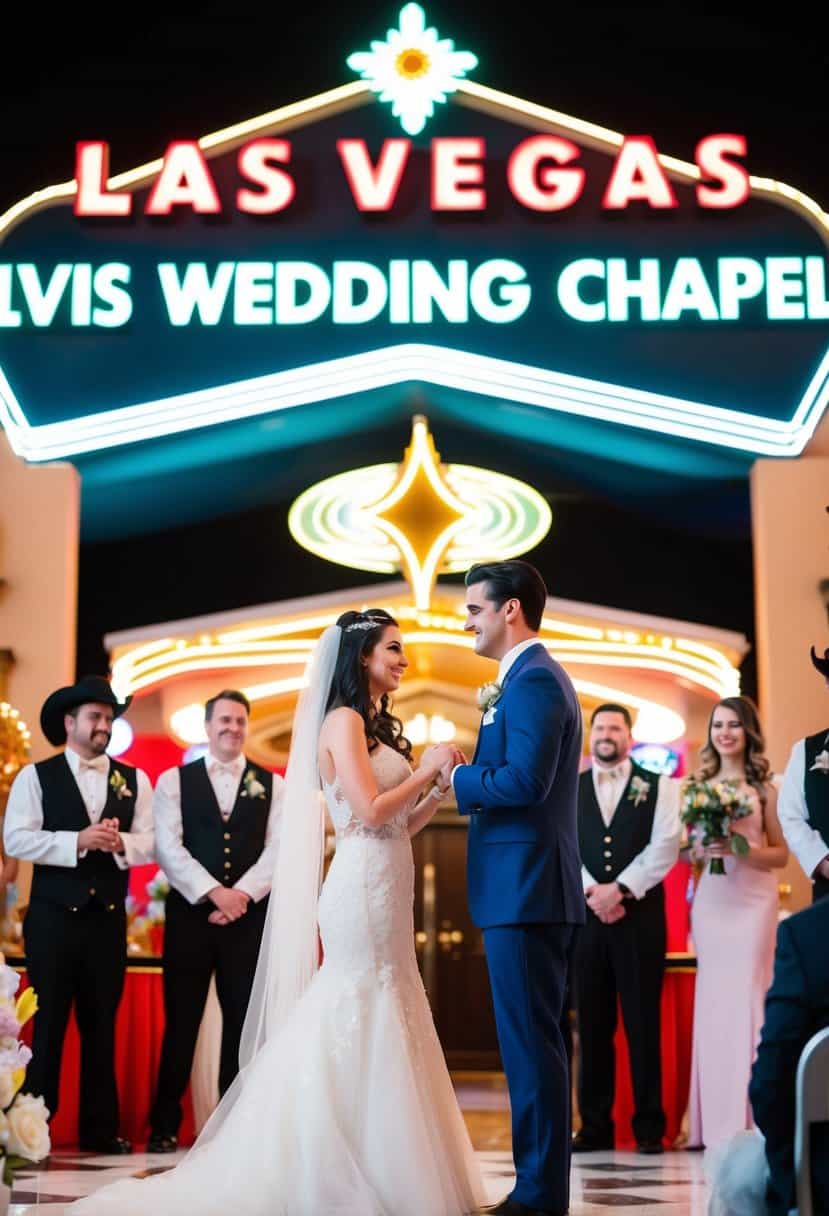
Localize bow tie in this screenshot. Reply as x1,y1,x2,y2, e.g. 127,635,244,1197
80,756,108,773
209,763,238,778
597,765,626,782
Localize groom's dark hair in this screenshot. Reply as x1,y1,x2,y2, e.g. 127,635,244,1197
465,560,547,631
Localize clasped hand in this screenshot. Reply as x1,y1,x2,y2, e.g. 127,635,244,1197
585,882,627,924
420,743,468,791
78,818,123,854
207,886,251,926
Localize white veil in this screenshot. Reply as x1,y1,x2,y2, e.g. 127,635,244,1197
195,625,342,1146
239,623,342,1065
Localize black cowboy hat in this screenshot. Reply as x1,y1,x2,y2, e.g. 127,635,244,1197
810,646,829,680
40,675,132,747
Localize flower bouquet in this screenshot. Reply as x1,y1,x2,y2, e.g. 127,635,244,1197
680,778,753,874
0,954,50,1198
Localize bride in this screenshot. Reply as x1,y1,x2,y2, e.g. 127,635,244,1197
71,609,485,1216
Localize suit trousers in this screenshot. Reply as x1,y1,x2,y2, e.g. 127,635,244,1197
484,923,575,1213
573,896,666,1144
150,890,267,1137
24,896,127,1144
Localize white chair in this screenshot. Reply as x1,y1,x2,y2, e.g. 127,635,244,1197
793,1025,829,1216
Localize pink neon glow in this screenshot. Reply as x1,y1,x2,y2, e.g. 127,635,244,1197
431,138,486,210
507,135,586,211
237,139,296,214
74,143,132,216
336,139,411,211
602,136,678,209
695,134,750,208
145,142,222,215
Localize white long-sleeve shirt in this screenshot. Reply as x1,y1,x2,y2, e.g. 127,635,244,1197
778,736,829,880
4,747,155,869
153,753,282,905
581,759,681,899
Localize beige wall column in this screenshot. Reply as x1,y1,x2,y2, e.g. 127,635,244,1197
0,432,80,755
751,437,829,908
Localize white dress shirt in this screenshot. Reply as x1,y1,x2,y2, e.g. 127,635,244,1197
497,637,544,685
581,758,681,899
153,751,283,906
3,746,155,869
778,736,829,879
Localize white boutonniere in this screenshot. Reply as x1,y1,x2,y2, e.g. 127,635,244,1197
108,769,133,800
627,775,651,806
240,768,267,799
477,682,502,714
810,749,829,774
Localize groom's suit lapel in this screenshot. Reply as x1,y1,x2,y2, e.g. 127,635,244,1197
473,643,542,763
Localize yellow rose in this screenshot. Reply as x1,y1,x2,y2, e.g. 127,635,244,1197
6,1092,50,1162
0,1069,16,1110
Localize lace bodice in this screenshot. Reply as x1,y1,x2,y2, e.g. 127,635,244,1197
322,743,414,840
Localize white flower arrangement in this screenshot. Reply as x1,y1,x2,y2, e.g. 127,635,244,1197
241,770,267,800
476,682,502,714
0,955,50,1186
627,775,652,806
810,749,829,774
108,770,132,800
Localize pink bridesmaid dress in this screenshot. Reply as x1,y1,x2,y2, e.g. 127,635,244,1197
687,789,778,1149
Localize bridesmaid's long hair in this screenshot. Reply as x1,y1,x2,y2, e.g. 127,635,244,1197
325,609,412,761
698,695,771,805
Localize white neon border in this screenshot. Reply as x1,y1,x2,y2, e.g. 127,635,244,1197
1,342,827,462
0,76,826,461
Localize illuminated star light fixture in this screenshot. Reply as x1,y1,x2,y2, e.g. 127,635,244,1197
347,3,478,136
288,415,552,610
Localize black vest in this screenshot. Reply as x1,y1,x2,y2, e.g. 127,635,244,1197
578,761,664,907
31,753,137,909
804,730,829,901
177,757,273,892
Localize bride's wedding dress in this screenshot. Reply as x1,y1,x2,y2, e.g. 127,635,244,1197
72,743,484,1216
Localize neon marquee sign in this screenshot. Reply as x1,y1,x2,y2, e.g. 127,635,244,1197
73,133,752,217
0,2,827,466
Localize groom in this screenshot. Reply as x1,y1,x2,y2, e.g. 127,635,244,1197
452,560,585,1216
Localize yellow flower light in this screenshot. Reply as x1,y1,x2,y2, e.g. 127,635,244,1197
288,415,552,609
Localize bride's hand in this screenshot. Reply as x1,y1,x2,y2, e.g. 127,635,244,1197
419,743,454,777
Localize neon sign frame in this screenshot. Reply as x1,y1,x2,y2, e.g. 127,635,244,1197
0,78,827,462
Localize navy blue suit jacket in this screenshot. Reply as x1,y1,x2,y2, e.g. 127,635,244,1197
454,642,585,929
749,898,829,1216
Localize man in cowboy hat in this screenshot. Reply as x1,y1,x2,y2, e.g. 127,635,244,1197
3,676,154,1152
778,646,829,902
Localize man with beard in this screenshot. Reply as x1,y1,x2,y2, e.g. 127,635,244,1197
4,676,154,1152
572,703,680,1154
147,690,281,1152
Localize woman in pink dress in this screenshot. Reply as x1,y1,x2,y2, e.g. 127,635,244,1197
687,696,788,1150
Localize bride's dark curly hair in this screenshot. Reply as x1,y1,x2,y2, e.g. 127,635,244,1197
325,609,412,761
697,695,772,806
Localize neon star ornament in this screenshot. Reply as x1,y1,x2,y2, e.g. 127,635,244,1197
347,3,478,136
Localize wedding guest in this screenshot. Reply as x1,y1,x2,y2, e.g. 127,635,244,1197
686,697,787,1150
3,676,154,1152
708,896,829,1215
572,703,680,1154
778,646,829,902
148,690,282,1152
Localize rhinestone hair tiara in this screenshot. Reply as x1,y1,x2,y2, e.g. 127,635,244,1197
344,617,382,632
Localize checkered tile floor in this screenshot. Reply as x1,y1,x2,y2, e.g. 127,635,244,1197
8,1148,710,1213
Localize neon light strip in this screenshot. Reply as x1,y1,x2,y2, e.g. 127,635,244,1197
2,342,826,462
112,625,738,700
0,82,373,241
454,81,829,241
